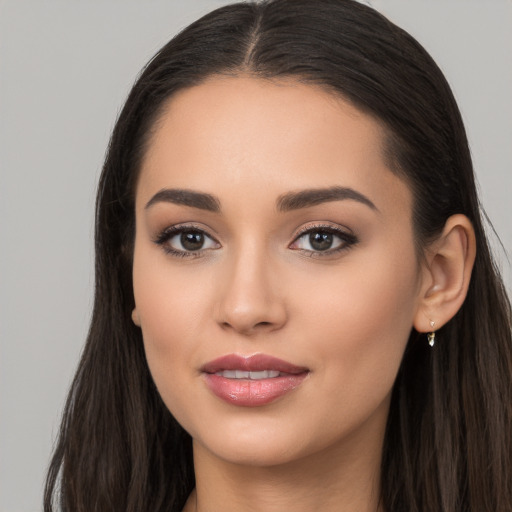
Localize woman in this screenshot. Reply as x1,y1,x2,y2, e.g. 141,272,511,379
44,0,512,511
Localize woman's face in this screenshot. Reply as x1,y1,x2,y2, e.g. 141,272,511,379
132,76,425,467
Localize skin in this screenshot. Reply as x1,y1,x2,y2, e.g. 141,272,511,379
131,76,475,512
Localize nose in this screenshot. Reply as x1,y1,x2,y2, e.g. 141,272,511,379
215,246,288,336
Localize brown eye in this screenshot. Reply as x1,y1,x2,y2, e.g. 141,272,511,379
309,231,334,251
154,226,220,257
290,226,358,256
180,231,205,251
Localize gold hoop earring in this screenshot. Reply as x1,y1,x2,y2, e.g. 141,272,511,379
428,320,436,347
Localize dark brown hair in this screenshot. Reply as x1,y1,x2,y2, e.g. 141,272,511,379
45,1,512,510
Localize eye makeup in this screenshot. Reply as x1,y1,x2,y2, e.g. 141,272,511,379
289,223,358,258
152,221,358,260
153,223,220,259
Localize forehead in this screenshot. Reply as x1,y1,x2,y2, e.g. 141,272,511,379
137,75,410,213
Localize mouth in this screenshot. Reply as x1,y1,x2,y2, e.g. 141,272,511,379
201,354,310,407
214,369,282,379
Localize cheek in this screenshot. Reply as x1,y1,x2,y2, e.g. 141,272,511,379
132,246,210,401
293,244,420,394
133,236,211,334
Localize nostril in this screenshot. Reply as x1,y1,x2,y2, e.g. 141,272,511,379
215,288,288,334
220,319,278,334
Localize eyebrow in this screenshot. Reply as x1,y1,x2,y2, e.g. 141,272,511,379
145,188,221,212
276,186,378,212
144,185,377,214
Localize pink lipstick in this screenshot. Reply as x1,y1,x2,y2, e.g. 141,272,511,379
201,354,309,407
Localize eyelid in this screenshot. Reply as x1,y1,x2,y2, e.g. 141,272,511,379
152,221,357,259
153,222,221,258
293,221,354,238
153,222,216,242
289,222,358,256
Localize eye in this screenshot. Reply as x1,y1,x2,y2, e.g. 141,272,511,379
154,226,220,257
290,225,357,256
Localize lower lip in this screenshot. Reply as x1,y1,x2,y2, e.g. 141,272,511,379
203,373,308,407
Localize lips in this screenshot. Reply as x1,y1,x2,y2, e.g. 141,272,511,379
201,354,309,407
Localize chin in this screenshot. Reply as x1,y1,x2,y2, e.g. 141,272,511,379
189,412,334,469
199,436,308,468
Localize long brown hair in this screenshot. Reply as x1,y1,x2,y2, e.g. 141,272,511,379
45,1,512,510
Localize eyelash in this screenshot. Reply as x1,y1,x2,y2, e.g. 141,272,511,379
153,224,220,259
290,223,358,258
153,223,358,259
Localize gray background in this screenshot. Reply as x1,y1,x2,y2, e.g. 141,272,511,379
0,1,510,510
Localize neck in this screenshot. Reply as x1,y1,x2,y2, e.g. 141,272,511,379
183,426,385,512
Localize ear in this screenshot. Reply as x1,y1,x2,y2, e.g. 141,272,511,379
131,308,141,327
413,214,476,333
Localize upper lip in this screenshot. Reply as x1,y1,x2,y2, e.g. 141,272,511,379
201,354,309,375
